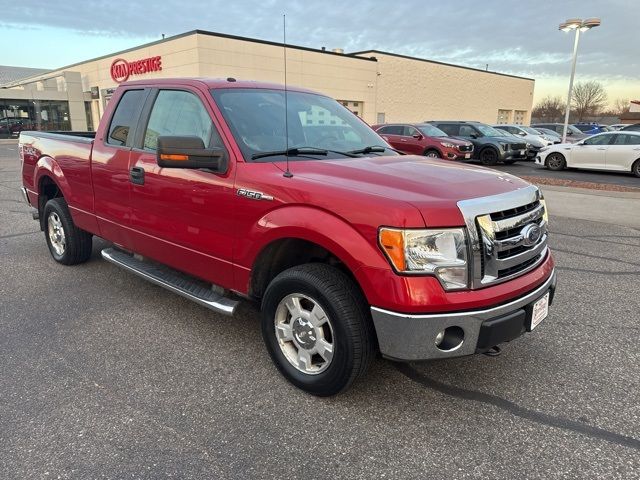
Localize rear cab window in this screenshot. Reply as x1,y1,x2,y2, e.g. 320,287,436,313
106,89,146,147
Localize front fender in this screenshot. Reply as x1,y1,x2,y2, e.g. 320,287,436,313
234,205,391,298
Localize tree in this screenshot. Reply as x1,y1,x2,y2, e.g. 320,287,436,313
612,98,630,117
532,96,566,122
571,81,607,121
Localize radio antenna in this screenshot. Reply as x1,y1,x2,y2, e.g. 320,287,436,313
282,14,293,178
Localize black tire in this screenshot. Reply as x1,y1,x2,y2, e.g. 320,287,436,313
546,153,567,171
424,149,441,159
43,197,93,265
632,159,640,178
261,263,375,396
479,147,499,165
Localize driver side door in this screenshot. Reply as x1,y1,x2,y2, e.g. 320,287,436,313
569,134,611,170
127,87,237,288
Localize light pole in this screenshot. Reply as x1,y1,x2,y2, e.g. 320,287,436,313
558,17,601,142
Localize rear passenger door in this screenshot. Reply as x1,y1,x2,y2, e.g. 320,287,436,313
376,125,406,152
127,87,237,288
606,134,640,171
91,88,149,247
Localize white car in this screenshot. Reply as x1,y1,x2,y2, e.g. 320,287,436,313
536,131,640,177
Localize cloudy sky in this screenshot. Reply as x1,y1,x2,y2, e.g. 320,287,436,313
2,0,637,106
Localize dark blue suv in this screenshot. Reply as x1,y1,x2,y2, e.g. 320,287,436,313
573,123,606,135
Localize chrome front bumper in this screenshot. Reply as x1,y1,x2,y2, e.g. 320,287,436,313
370,269,557,362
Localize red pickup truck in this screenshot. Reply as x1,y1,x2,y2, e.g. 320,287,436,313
19,78,556,396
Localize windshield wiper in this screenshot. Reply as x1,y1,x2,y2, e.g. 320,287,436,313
347,145,404,155
251,147,362,160
251,147,329,160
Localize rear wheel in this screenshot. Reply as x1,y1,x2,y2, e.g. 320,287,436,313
479,148,499,166
43,198,93,265
261,263,375,396
424,149,441,159
546,153,567,171
632,159,640,178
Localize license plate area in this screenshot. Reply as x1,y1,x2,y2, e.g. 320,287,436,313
528,292,549,331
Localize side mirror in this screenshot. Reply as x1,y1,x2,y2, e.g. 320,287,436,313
469,133,479,139
412,133,423,139
156,136,226,172
518,131,526,136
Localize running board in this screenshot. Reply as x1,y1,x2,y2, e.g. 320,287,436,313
101,248,238,316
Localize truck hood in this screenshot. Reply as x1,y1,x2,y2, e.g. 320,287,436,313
289,155,533,227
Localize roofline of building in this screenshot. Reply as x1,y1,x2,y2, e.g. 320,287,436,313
2,29,377,87
350,49,535,81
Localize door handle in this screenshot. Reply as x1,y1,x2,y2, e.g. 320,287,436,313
130,166,145,185
400,138,408,142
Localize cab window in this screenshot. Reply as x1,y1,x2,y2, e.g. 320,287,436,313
143,90,219,151
379,125,403,135
107,89,145,146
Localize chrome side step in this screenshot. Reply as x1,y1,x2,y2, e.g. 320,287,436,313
101,248,239,316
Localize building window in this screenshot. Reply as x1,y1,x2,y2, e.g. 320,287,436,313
84,101,94,132
377,113,386,124
514,110,526,125
0,99,71,139
496,109,512,124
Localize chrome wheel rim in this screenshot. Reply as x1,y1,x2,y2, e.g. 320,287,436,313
47,212,66,256
426,151,439,158
274,293,335,375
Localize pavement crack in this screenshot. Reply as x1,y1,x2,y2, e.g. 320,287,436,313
550,231,640,247
0,231,39,240
394,363,640,451
552,247,640,268
556,266,640,276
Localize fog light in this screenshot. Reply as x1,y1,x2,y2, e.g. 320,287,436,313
435,326,465,352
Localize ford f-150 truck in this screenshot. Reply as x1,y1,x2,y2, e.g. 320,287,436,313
19,78,556,396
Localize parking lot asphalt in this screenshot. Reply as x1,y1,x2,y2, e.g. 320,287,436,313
491,160,640,189
1,143,639,479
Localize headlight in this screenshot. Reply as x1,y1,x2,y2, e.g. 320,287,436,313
540,197,549,224
379,228,468,290
440,142,455,148
539,146,550,153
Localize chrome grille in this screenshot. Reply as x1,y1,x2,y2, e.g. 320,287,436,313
510,143,527,150
457,186,548,289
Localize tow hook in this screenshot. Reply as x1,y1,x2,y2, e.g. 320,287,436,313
483,345,502,357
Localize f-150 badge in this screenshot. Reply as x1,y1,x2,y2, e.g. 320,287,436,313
237,188,274,201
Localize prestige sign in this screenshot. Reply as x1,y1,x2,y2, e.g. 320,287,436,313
110,56,162,83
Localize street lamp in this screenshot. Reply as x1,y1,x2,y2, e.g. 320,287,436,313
558,17,601,142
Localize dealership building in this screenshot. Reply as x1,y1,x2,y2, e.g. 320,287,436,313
0,29,535,137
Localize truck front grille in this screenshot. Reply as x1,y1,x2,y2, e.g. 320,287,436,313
457,186,548,289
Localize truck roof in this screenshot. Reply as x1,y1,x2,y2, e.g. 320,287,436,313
119,77,320,94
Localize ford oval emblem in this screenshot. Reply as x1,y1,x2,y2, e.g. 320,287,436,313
520,224,542,246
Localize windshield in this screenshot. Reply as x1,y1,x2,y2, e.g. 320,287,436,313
211,88,397,162
417,124,447,137
476,124,504,137
522,126,541,135
567,125,582,134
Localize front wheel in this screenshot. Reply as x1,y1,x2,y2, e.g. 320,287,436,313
261,264,375,396
43,198,93,265
546,153,567,171
424,149,441,159
632,159,640,178
479,148,499,165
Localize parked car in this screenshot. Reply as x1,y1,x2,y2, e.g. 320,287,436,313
18,78,557,396
609,124,630,131
573,122,607,135
372,123,473,160
493,124,552,160
427,120,527,165
532,127,562,144
531,123,589,143
536,131,640,177
621,123,640,132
